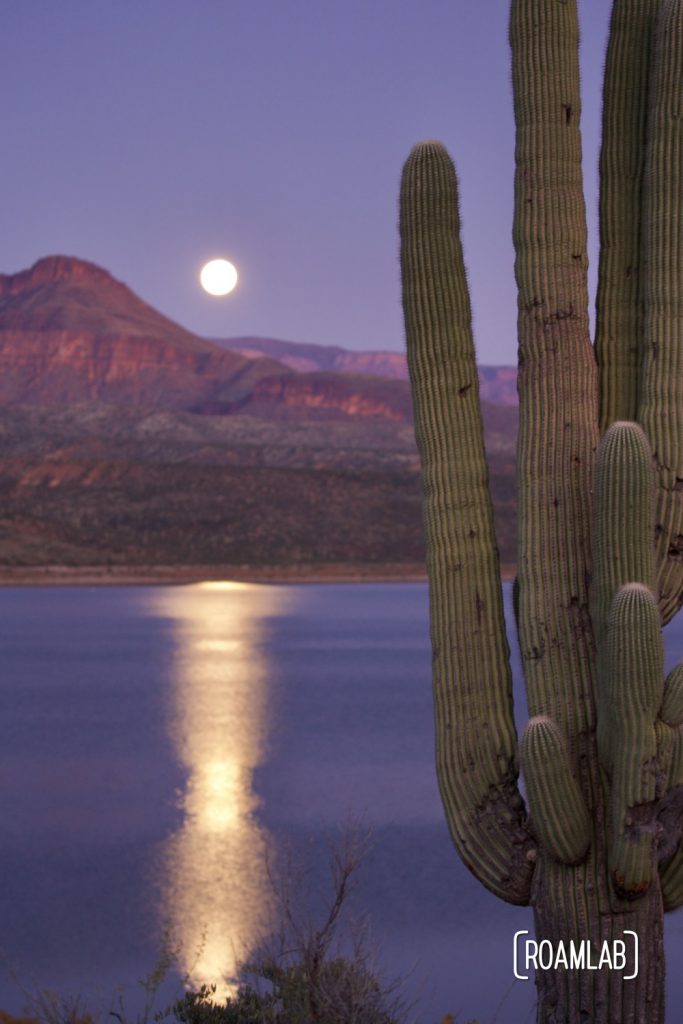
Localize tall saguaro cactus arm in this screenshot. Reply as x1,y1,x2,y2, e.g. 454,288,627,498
596,0,682,624
400,144,536,904
596,0,662,429
510,0,599,737
639,0,683,624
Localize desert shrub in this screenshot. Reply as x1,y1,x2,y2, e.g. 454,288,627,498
161,825,406,1024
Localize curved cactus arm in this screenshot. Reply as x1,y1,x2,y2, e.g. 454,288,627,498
509,0,599,739
520,716,590,865
656,719,676,781
638,0,683,625
400,142,536,905
605,584,664,896
662,725,683,908
661,664,683,726
595,0,663,429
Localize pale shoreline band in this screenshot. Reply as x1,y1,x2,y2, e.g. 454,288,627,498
0,562,518,586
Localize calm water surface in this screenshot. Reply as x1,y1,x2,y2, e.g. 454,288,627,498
0,583,682,1023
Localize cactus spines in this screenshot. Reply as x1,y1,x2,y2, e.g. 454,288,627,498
520,716,590,865
400,0,682,1019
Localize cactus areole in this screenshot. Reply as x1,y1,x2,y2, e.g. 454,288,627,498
400,1,683,1021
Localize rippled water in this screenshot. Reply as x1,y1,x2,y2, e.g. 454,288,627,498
0,583,681,1022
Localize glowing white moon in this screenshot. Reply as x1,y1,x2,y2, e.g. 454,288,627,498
200,259,238,296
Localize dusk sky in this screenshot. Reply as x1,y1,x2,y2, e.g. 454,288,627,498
3,0,613,364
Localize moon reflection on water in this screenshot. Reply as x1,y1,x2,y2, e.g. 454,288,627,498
151,582,290,998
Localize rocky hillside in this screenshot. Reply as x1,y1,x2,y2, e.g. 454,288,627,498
0,256,518,573
0,401,516,571
0,256,286,409
0,257,415,422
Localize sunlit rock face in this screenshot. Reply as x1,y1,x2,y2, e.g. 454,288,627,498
0,256,284,409
236,373,413,422
0,256,415,421
151,582,296,998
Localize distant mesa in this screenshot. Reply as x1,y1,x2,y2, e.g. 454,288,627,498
214,336,518,406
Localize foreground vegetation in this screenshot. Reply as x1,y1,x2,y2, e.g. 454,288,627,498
0,830,484,1024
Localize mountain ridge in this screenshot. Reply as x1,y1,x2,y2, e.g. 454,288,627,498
0,255,518,572
215,335,519,405
0,256,518,414
0,256,410,420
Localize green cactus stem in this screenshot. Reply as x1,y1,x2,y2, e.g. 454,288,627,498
510,0,599,740
400,141,535,903
662,724,683,909
639,0,683,625
591,421,655,771
661,664,683,727
595,0,663,428
605,584,664,895
520,716,590,864
400,0,682,1017
591,422,655,648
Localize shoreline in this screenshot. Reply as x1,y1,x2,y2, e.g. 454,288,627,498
0,562,517,587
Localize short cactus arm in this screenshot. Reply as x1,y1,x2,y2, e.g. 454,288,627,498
595,0,663,429
520,716,590,865
510,0,599,736
638,0,683,625
591,423,683,901
400,142,535,905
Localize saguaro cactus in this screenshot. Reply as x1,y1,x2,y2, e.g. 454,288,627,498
400,1,682,1021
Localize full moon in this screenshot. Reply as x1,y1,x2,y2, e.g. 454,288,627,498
200,258,238,296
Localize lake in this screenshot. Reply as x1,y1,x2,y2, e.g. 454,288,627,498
0,582,682,1023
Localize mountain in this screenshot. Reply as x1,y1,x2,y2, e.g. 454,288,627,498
0,256,517,419
0,256,518,575
0,255,215,347
216,336,519,406
0,255,291,410
0,256,412,422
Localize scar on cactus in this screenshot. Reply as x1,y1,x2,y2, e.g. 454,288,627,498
400,0,682,1021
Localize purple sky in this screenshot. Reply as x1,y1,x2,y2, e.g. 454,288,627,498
3,0,612,363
